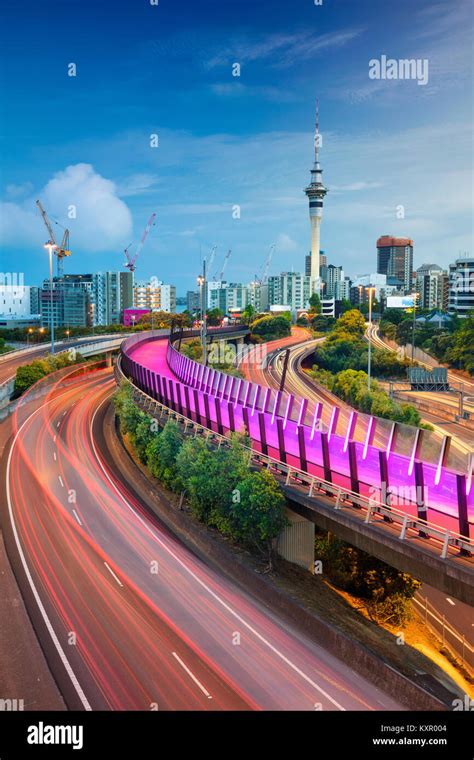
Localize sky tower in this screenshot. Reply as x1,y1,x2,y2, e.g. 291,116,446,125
304,100,328,295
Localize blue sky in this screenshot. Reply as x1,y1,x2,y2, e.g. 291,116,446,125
0,0,472,293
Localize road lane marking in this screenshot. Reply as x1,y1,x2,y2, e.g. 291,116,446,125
58,475,64,488
72,510,83,526
91,393,346,711
6,387,92,710
172,652,212,699
53,452,57,461
104,562,123,587
446,598,455,606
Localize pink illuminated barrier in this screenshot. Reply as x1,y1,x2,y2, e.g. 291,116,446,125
120,334,473,546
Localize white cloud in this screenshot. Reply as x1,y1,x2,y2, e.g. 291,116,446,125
1,164,132,253
117,173,160,197
275,233,298,253
5,182,34,199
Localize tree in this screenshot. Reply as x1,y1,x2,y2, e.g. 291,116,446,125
14,362,49,394
146,420,183,490
241,304,256,325
251,315,291,341
206,308,224,326
334,309,366,336
314,532,421,625
230,470,287,570
308,293,321,314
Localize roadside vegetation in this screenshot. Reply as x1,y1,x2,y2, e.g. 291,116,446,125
0,337,13,355
315,531,420,626
307,309,429,428
249,314,291,343
113,382,287,569
312,309,410,378
380,308,474,376
14,351,85,395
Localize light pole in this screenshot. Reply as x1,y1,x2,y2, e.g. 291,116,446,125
367,286,375,391
131,315,136,331
44,242,57,354
197,264,207,366
411,292,419,362
27,327,33,346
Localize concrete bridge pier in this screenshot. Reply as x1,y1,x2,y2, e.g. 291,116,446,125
277,508,315,573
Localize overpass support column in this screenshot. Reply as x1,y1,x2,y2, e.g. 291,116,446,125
277,508,315,573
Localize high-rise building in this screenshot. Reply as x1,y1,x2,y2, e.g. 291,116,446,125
134,281,176,313
93,271,133,325
186,290,199,314
268,272,310,312
247,281,269,313
415,264,447,310
40,278,90,329
376,236,414,293
304,101,327,295
0,284,40,318
448,256,474,318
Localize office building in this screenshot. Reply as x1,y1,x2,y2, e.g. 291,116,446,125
186,290,199,314
448,256,474,318
134,281,176,313
415,264,447,311
376,235,414,293
268,272,310,312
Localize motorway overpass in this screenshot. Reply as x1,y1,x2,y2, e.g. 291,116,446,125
119,332,474,604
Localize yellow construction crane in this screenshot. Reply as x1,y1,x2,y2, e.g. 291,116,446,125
36,200,71,278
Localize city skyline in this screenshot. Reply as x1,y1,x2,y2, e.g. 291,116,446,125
1,0,472,290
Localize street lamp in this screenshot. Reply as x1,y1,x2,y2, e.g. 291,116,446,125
197,265,207,366
411,292,419,362
131,314,136,330
44,242,57,354
27,327,33,346
65,329,70,341
366,286,376,391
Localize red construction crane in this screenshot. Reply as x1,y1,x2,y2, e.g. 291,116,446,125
123,212,157,273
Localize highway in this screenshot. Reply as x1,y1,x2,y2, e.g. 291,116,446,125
365,324,474,455
4,364,403,711
239,333,474,663
0,336,120,386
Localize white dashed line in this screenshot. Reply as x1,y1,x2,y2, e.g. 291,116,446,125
72,510,83,526
103,562,123,587
172,652,212,699
446,598,455,606
53,452,57,461
58,475,64,488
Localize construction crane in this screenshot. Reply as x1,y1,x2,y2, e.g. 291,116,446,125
124,212,156,273
258,243,275,284
206,244,217,272
36,200,71,279
213,248,232,281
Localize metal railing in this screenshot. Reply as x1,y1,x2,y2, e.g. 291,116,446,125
413,595,474,673
114,358,474,563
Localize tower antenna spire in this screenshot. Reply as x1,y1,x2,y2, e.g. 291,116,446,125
314,98,320,163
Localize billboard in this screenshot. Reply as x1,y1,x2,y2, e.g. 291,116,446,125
386,295,415,309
